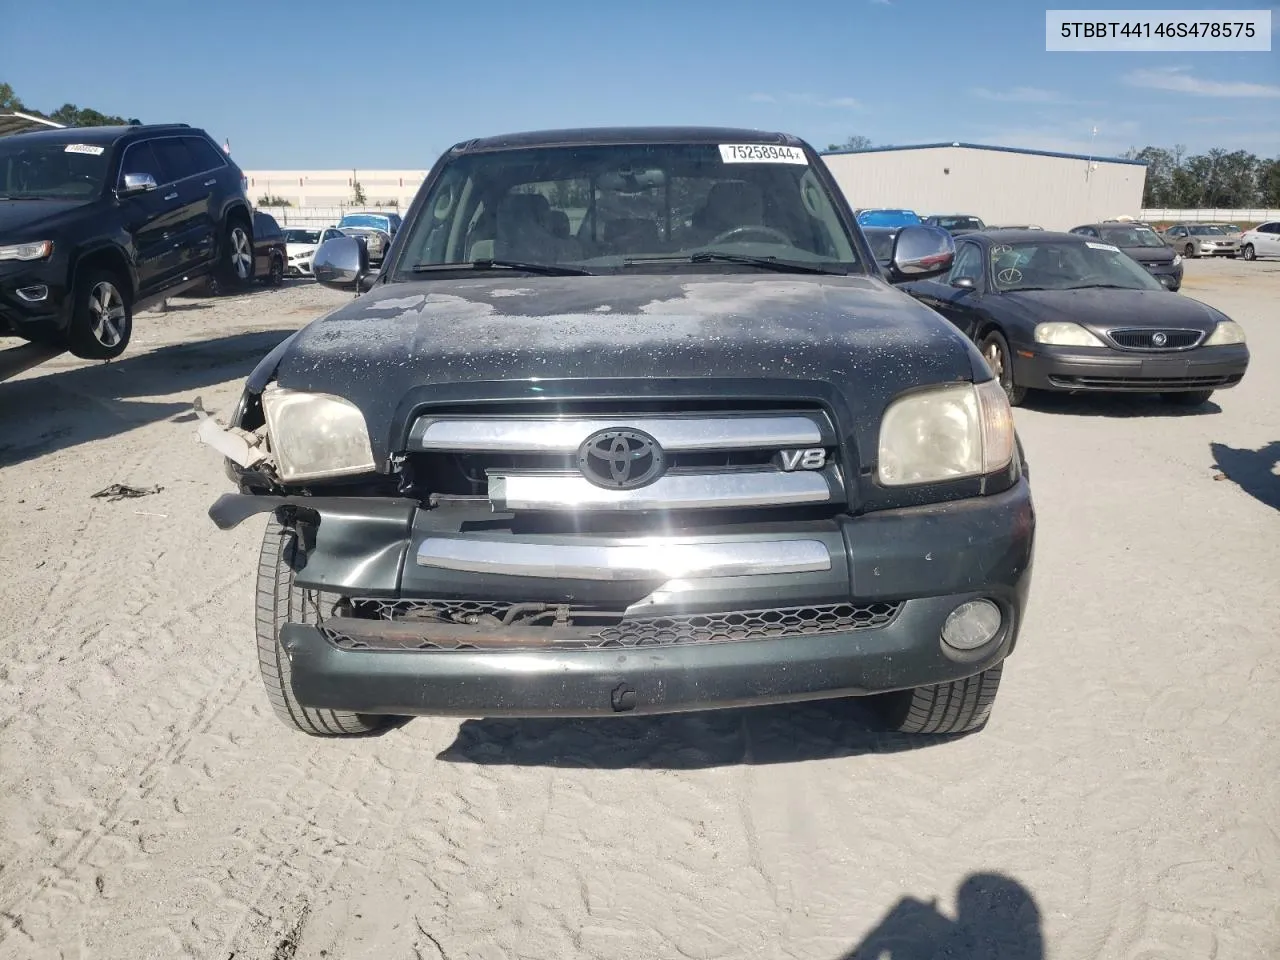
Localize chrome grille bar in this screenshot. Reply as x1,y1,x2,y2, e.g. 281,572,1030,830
409,415,827,453
488,469,837,512
415,537,832,580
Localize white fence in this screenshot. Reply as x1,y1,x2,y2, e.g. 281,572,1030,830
256,204,1280,229
1140,209,1280,223
255,205,403,228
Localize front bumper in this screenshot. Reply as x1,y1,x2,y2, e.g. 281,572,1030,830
218,477,1035,718
0,257,71,337
1015,343,1249,392
1196,243,1238,256
1138,261,1183,289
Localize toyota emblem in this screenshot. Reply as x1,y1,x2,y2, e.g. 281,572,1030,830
577,429,666,489
1151,332,1168,346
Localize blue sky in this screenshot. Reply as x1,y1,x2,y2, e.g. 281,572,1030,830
3,0,1276,168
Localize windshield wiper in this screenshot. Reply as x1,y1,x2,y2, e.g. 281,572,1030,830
623,253,848,275
411,258,592,276
1063,283,1138,290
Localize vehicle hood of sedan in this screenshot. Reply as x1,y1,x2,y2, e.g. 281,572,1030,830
285,242,318,256
269,273,981,464
0,198,88,235
1118,245,1175,264
1001,287,1227,333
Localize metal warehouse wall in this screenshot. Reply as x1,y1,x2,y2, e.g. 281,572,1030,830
820,146,1147,231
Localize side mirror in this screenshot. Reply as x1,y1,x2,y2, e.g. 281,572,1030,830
119,172,157,195
887,225,955,282
313,236,369,291
951,277,976,290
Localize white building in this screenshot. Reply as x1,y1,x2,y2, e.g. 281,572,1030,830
820,142,1148,231
242,169,429,209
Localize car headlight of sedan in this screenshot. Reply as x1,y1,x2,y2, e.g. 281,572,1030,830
1033,322,1106,347
1204,320,1246,346
0,240,53,261
878,380,1015,486
260,384,376,482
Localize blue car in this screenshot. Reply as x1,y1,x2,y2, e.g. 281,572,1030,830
856,208,922,228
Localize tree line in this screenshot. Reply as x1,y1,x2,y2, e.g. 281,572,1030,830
827,133,1280,209
1123,145,1280,209
1,81,139,129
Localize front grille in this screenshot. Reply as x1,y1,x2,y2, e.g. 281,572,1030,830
400,404,845,513
1105,328,1203,351
321,599,902,650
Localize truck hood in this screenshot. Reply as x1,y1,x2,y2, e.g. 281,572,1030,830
0,198,89,237
269,272,983,463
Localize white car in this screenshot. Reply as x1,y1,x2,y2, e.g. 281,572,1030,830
1239,221,1280,261
282,226,345,276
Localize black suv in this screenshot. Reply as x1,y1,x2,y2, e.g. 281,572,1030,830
200,126,1035,741
0,124,254,359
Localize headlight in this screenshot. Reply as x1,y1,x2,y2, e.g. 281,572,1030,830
1204,321,1246,346
1172,255,1182,266
260,385,376,482
1034,322,1106,347
0,240,53,261
878,380,1015,486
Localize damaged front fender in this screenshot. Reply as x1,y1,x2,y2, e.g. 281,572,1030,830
193,396,270,470
208,493,421,594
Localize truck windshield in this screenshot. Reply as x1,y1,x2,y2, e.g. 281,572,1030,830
394,141,861,275
0,139,109,200
935,216,984,231
339,214,390,230
1099,227,1165,248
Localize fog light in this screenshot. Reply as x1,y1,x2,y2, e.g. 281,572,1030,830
16,284,49,302
941,599,1002,650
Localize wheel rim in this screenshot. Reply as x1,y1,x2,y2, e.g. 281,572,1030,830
983,339,1007,383
230,227,252,279
88,281,126,347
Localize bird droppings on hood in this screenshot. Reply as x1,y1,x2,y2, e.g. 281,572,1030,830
359,294,427,311
274,272,979,462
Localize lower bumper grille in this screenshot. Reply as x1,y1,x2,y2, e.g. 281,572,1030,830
1047,373,1242,390
320,599,903,651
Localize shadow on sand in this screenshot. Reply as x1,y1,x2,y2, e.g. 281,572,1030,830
839,872,1043,959
1210,440,1280,511
0,329,296,469
437,698,968,770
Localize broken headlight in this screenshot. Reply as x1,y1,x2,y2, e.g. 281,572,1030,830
260,384,376,483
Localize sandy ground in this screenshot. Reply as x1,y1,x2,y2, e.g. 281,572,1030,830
0,261,1277,960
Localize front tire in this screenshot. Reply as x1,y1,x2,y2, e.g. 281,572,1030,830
1161,389,1214,407
217,217,255,291
876,664,1004,735
1183,243,1196,258
267,253,284,286
979,329,1027,406
257,516,390,736
68,268,132,360
1241,244,1255,261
